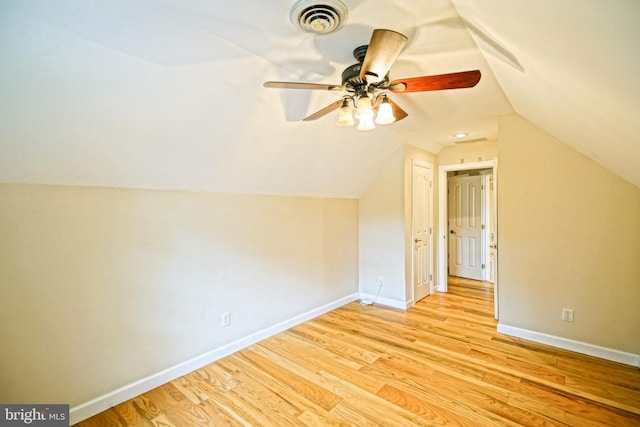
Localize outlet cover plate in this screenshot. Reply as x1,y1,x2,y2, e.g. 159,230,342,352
221,312,231,327
562,308,574,322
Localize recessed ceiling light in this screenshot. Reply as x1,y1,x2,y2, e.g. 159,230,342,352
454,132,468,138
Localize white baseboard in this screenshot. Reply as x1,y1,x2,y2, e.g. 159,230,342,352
359,293,408,310
70,293,359,425
497,323,640,367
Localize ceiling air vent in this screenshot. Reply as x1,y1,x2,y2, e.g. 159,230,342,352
290,0,348,34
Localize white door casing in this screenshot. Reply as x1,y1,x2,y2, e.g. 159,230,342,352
412,160,433,303
484,173,497,283
448,174,483,280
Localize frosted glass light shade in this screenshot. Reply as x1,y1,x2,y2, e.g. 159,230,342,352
356,96,373,117
336,101,354,126
375,98,395,124
357,113,375,131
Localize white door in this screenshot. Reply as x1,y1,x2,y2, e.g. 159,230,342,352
412,161,432,302
448,174,482,280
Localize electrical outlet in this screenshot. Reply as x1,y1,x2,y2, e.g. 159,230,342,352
561,308,574,322
221,312,231,327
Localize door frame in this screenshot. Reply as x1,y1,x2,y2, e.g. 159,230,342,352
437,159,499,319
411,159,434,304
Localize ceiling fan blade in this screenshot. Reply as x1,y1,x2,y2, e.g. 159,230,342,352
388,98,408,121
360,29,408,84
389,70,481,93
264,81,345,91
303,100,343,121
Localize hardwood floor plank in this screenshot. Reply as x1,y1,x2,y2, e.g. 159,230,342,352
289,323,381,364
111,397,160,426
238,350,342,412
252,343,385,395
318,370,433,427
211,354,312,424
359,362,524,427
296,410,349,426
375,383,480,426
170,376,209,405
370,353,562,426
76,277,640,426
142,383,219,426
149,414,177,427
76,408,126,427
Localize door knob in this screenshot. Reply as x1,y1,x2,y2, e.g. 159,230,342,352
450,230,456,234
489,244,497,249
415,238,422,243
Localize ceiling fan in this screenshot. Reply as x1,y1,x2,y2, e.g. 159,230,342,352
264,29,481,130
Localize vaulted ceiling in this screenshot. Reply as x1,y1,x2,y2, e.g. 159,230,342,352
1,1,638,197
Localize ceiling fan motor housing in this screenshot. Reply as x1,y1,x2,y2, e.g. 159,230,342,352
341,45,389,90
341,65,389,91
341,63,363,90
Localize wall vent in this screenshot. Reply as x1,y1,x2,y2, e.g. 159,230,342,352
290,0,348,34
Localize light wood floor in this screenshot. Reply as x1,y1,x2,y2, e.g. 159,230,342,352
77,277,640,426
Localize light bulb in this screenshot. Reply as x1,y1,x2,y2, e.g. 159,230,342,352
357,113,375,131
375,97,395,125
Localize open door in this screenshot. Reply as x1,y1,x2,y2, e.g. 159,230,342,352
448,174,483,280
412,160,433,303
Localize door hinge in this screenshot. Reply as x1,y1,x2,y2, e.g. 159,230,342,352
429,227,432,235
481,224,485,229
481,264,486,269
429,274,433,281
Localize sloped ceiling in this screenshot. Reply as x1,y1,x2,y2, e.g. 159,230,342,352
452,0,640,188
0,1,637,198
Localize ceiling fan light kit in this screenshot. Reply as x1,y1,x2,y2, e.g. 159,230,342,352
335,93,395,130
264,28,482,131
290,0,348,34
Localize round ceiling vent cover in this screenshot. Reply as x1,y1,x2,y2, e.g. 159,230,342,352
290,0,348,34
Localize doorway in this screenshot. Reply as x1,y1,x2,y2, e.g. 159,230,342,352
437,160,499,319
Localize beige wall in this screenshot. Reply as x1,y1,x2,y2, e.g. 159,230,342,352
358,147,406,303
497,114,640,353
358,144,437,306
0,184,358,406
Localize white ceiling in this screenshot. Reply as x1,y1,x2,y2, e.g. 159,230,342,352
0,0,637,198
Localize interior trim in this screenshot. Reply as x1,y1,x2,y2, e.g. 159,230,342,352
69,292,359,425
498,323,640,367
